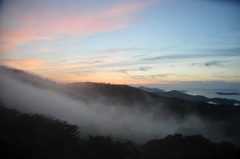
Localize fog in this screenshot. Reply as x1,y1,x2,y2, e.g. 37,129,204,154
0,70,227,143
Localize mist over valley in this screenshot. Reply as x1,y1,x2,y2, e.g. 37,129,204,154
1,66,240,148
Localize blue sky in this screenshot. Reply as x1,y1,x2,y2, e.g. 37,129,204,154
0,0,240,89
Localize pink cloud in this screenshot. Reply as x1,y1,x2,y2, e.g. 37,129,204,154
0,29,54,53
0,0,155,53
22,3,147,36
100,1,153,19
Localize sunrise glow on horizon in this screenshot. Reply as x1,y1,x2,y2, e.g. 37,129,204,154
0,0,240,86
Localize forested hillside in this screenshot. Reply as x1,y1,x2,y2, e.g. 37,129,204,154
1,102,240,159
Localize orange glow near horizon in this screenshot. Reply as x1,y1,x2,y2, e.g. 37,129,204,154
0,0,239,85
50,74,171,85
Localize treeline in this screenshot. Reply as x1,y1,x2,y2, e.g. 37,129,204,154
1,103,240,159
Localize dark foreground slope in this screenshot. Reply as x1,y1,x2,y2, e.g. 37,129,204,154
1,104,240,159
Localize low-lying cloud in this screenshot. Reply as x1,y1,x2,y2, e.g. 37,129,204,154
0,70,232,143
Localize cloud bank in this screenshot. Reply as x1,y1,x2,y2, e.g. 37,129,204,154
0,68,235,144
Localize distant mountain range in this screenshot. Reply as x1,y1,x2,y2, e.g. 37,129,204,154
138,86,240,106
215,92,240,95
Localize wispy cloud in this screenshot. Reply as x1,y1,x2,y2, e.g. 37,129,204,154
85,55,127,61
130,74,172,80
191,61,226,67
139,67,151,71
205,61,225,67
101,48,145,54
114,67,151,74
0,58,104,71
142,48,240,62
0,29,54,53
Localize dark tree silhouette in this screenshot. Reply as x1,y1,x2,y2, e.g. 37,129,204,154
1,101,240,159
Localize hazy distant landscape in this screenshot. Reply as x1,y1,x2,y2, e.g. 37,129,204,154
138,86,240,106
1,0,240,158
1,66,240,158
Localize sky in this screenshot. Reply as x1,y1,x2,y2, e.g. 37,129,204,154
0,0,240,89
